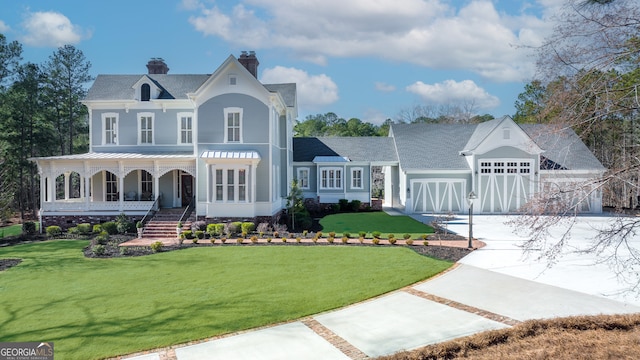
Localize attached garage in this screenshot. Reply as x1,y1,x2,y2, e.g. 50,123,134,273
411,179,466,213
477,159,535,213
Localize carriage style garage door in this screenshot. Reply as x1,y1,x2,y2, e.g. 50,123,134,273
411,179,465,213
478,159,534,213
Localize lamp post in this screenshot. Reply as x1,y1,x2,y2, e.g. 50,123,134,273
467,191,477,249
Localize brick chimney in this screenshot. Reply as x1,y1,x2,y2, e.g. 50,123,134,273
146,58,169,74
238,51,259,78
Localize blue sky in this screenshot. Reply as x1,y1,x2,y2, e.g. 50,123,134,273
0,0,564,124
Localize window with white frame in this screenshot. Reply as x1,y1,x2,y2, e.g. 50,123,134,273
105,171,118,201
213,167,249,202
224,107,242,143
320,168,342,189
297,168,310,189
141,170,152,198
138,113,153,144
178,113,193,144
351,168,363,189
103,113,118,145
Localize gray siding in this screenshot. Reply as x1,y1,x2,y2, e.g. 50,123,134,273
198,94,269,144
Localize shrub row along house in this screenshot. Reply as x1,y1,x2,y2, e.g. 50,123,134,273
30,53,605,230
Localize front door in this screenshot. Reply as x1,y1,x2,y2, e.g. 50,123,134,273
181,175,193,207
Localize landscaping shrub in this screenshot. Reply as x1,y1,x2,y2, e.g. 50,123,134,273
296,237,301,243
67,227,79,236
192,237,199,244
389,238,397,245
237,238,244,244
342,236,348,243
327,237,334,244
251,235,258,243
372,238,380,245
423,240,429,246
101,221,118,235
388,234,395,240
349,200,361,212
95,231,109,245
317,231,323,238
191,220,207,232
358,237,365,244
119,247,129,256
195,230,204,239
406,239,414,245
22,221,36,235
150,241,163,253
77,223,92,235
92,224,103,233
46,225,62,238
182,230,193,239
338,199,349,211
403,233,412,240
230,222,242,234
241,222,255,234
359,231,367,238
115,213,132,234
372,231,381,239
330,203,340,213
329,231,336,238
93,244,105,256
257,222,270,237
343,231,351,238
207,223,224,237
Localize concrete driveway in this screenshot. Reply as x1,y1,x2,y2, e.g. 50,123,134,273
124,214,640,360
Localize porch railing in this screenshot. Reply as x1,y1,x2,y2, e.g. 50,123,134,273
140,194,162,228
178,196,196,226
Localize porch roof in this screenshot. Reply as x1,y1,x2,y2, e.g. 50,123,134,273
30,152,195,161
200,151,261,160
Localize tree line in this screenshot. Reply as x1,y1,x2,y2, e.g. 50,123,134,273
0,34,92,223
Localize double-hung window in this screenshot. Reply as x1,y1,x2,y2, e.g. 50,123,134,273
138,113,153,144
178,113,193,144
351,168,363,189
224,107,242,143
297,168,310,189
105,171,118,201
103,113,118,145
214,167,249,202
320,168,342,189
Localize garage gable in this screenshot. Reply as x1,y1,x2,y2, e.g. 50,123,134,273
464,117,543,156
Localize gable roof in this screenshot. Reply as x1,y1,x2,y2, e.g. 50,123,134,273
390,120,604,172
293,137,397,163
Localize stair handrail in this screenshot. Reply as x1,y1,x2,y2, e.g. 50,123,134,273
140,194,162,228
178,196,196,227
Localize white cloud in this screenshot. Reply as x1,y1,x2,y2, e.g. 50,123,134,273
375,82,396,92
0,20,9,33
260,66,338,110
186,0,558,82
406,79,500,109
21,11,88,47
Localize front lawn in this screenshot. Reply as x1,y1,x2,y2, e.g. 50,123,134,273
0,240,451,359
319,212,434,238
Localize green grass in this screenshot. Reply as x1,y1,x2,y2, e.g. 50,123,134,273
0,240,451,359
319,212,434,238
0,223,32,238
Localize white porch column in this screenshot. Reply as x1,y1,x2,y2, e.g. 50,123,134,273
154,160,160,202
118,161,124,211
251,163,257,203
64,172,70,200
48,173,54,202
84,162,90,209
206,164,211,202
39,170,46,204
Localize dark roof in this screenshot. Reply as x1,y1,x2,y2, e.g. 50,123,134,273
389,120,605,171
391,123,475,170
85,75,297,106
293,137,398,163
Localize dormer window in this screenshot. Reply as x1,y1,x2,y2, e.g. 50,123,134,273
141,84,151,101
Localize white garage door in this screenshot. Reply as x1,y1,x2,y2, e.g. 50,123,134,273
411,180,465,213
478,160,534,213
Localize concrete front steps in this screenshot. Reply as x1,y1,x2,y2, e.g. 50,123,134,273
141,208,195,238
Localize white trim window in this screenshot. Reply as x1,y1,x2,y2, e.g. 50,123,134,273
224,107,243,143
138,112,154,144
320,168,342,189
102,113,118,145
297,168,310,189
351,168,363,189
178,112,193,144
140,170,153,197
105,171,118,201
214,167,249,202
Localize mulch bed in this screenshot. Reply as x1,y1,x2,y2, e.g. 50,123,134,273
0,258,22,271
